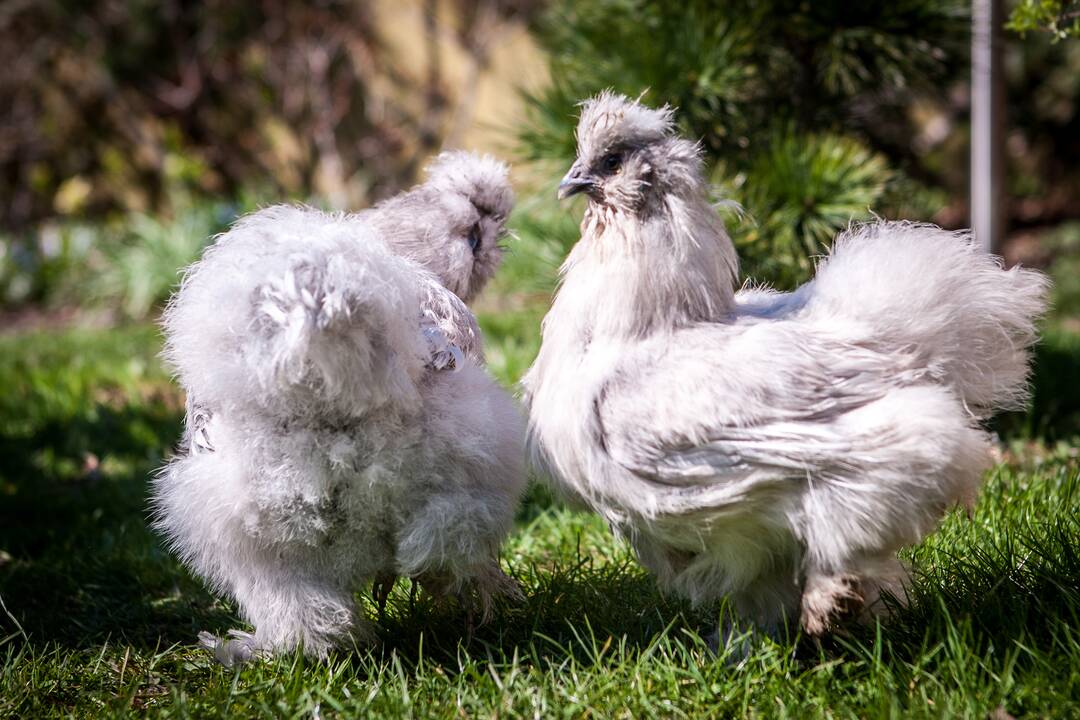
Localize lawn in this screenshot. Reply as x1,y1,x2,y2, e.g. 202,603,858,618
1,308,1078,717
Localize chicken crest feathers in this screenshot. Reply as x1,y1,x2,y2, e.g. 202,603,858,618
575,90,676,159
424,150,514,223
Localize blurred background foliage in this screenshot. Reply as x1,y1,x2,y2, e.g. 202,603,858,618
518,0,1080,288
0,0,1078,330
0,0,544,312
1008,0,1080,40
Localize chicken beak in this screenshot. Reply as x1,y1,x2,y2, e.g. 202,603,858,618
557,161,594,200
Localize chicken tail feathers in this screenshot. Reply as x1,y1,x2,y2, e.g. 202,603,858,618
809,221,1050,417
163,206,428,419
248,246,427,414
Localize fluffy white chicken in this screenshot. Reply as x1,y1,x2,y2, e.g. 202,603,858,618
522,93,1049,638
154,152,526,665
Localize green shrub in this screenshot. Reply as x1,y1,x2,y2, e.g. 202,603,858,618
0,224,100,308
93,206,222,319
517,0,968,289
0,199,258,319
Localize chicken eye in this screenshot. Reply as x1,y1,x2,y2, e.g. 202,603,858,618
601,152,623,173
468,225,482,253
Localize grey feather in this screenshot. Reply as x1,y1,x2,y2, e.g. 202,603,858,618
523,92,1050,636
153,152,526,662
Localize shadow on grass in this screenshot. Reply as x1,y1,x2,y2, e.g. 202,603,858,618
0,321,1077,678
0,401,239,651
0,390,693,668
995,324,1080,440
821,464,1080,673
369,552,694,670
2,413,1078,671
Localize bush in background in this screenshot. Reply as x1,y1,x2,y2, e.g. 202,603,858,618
517,0,969,288
516,0,1080,289
0,0,543,235
0,200,253,319
1008,0,1080,41
2,0,1079,322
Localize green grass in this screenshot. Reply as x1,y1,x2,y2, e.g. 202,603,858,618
1,318,1079,718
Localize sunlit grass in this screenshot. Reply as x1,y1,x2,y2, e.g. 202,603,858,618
1,312,1078,717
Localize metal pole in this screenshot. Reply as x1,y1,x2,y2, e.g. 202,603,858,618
971,0,1006,255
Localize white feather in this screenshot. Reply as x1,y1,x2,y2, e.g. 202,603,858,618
154,179,525,661
523,93,1049,634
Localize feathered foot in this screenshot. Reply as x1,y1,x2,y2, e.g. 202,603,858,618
416,561,523,628
372,573,398,617
800,573,864,637
198,629,262,668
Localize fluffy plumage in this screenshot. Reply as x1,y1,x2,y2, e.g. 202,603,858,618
364,151,513,304
524,92,1049,637
153,152,525,664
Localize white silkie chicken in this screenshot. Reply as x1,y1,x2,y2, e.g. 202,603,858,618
522,93,1049,639
154,152,526,665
